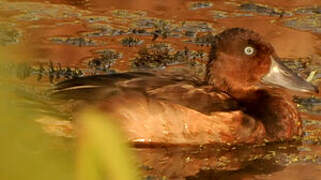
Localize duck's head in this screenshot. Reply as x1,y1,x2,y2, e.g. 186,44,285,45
207,28,318,99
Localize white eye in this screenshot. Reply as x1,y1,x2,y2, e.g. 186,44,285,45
244,46,255,55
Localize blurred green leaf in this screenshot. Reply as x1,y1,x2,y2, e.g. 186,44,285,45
0,59,140,180
76,109,140,180
0,62,74,180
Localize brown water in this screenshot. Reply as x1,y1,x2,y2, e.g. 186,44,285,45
2,0,321,179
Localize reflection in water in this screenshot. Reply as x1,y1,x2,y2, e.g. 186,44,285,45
133,140,321,179
135,142,300,179
2,0,321,179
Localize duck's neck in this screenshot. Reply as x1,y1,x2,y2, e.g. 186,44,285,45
206,64,301,139
240,89,302,140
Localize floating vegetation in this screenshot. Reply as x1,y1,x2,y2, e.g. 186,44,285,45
283,15,321,33
281,58,310,76
0,51,114,83
94,49,122,57
294,6,321,15
150,19,180,40
190,49,207,60
148,43,173,50
132,44,207,70
41,61,84,83
4,62,84,83
188,2,213,10
80,16,109,23
211,10,230,19
239,3,291,17
281,58,321,86
0,23,22,46
185,32,215,45
111,9,147,18
133,18,158,28
302,119,321,145
83,23,129,37
85,23,154,38
181,21,214,33
83,28,127,37
130,28,151,36
81,30,108,38
2,50,122,83
294,96,321,115
88,49,121,73
133,19,214,39
132,47,186,69
133,19,182,40
50,37,103,47
211,10,253,19
87,23,113,31
120,36,143,47
132,46,177,69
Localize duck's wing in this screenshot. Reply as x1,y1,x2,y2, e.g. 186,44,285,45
52,72,193,100
51,72,239,114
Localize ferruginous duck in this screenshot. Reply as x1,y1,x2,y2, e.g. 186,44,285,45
52,28,318,145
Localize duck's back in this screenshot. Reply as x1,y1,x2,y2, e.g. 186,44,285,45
52,71,239,115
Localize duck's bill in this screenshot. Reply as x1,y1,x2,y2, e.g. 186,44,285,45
261,56,318,93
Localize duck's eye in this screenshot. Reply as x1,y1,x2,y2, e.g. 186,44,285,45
244,46,255,56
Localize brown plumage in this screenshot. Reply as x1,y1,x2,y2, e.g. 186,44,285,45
52,28,317,145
